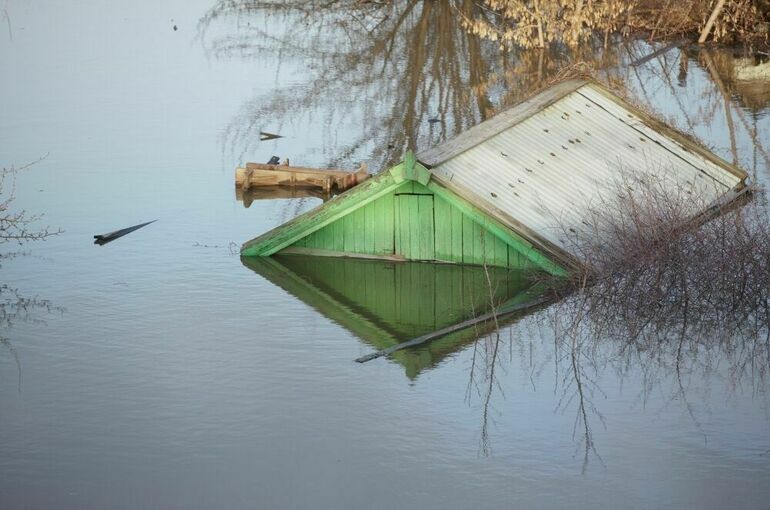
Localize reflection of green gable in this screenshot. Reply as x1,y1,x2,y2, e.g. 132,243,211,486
243,255,542,379
242,153,566,276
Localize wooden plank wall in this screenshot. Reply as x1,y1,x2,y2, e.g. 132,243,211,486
395,194,435,260
296,191,396,255
289,182,533,269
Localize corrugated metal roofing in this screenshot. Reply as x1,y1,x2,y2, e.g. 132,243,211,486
422,81,746,263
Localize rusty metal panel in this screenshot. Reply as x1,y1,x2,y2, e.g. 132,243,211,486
427,83,744,261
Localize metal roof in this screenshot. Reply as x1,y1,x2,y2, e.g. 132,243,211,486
420,80,747,264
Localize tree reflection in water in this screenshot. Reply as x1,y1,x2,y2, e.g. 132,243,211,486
1,158,63,392
198,1,768,177
198,0,624,170
198,1,770,466
0,283,63,392
469,192,770,466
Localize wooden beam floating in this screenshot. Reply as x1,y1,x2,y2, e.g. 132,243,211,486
235,162,369,193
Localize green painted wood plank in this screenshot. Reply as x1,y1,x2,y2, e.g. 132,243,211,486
394,195,403,256
473,221,485,264
347,209,358,252
375,192,395,254
384,193,395,254
404,149,417,182
242,170,400,256
462,214,476,265
364,200,375,253
426,175,567,276
301,231,314,249
315,225,334,250
493,234,509,267
372,195,383,254
304,227,321,249
417,195,435,260
399,195,415,259
407,196,419,259
400,196,412,258
434,196,451,261
389,162,405,183
331,213,344,251
342,205,365,254
450,202,464,263
342,211,355,253
355,206,367,253
508,245,532,270
314,228,328,249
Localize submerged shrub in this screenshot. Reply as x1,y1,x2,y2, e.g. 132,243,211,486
545,174,770,357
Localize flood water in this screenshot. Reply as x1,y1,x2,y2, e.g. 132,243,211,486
1,1,770,509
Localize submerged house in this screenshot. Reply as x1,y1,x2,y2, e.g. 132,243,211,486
241,79,747,274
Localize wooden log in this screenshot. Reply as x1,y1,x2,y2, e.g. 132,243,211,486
235,162,369,192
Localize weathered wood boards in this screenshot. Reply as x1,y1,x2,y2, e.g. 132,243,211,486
235,162,369,193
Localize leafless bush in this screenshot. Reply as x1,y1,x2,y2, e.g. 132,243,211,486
467,176,770,461
541,173,770,378
0,156,60,250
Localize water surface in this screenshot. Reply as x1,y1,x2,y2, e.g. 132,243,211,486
1,1,769,509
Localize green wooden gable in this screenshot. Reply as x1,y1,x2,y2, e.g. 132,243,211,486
243,255,544,379
241,153,566,276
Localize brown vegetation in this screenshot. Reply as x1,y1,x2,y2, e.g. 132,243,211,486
462,0,770,49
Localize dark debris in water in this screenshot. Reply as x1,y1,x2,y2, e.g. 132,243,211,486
94,220,157,246
260,131,283,141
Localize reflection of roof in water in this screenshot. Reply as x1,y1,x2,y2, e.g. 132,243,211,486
242,255,544,379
